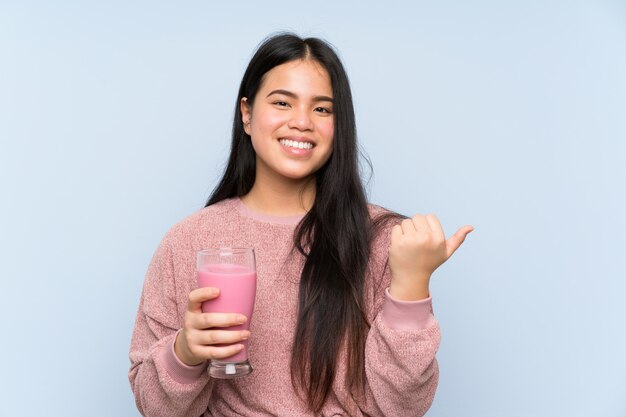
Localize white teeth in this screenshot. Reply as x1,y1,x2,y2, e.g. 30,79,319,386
280,139,313,149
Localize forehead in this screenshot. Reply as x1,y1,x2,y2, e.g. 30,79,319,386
259,59,332,95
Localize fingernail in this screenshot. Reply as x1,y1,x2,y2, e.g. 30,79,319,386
238,315,247,324
241,331,250,340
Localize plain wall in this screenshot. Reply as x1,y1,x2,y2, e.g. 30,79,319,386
1,1,624,416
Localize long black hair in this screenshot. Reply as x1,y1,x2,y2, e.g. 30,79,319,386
207,33,374,411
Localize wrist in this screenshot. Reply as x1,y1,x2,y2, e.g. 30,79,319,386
389,273,431,301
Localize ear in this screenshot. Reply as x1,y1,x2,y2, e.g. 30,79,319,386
240,97,251,135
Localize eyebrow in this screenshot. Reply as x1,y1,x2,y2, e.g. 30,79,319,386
266,89,334,103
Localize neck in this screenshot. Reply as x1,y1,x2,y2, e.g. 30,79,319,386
241,173,316,217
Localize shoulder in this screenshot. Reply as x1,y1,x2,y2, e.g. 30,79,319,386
367,203,404,234
366,203,404,259
367,203,393,219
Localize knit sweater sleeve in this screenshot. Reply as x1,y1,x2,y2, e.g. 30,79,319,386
359,221,441,417
128,231,214,417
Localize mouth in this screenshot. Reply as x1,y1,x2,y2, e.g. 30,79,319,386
279,138,315,150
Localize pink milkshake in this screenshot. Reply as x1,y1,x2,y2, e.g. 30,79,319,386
196,248,257,378
197,263,256,362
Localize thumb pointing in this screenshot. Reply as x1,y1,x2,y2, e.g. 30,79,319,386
445,226,474,259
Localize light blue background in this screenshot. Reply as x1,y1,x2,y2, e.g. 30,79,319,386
1,1,625,416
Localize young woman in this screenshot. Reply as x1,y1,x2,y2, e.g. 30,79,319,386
129,33,473,417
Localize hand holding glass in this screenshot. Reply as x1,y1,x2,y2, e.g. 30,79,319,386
196,248,257,378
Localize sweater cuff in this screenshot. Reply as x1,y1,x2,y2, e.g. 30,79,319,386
380,288,436,331
159,329,208,384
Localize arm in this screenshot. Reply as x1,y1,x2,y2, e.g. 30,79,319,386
360,266,441,417
128,237,214,417
358,212,473,416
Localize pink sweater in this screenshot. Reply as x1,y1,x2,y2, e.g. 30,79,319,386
129,198,440,416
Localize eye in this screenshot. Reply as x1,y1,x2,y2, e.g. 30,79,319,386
315,106,333,114
273,101,289,107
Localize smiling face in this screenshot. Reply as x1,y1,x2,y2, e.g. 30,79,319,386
241,59,334,185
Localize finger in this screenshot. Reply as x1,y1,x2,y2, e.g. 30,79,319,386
425,214,445,241
411,214,432,233
193,344,245,361
445,225,474,258
196,329,250,346
188,287,220,313
400,218,417,235
192,312,247,330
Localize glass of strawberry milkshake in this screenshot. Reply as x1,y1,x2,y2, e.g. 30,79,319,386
197,248,257,378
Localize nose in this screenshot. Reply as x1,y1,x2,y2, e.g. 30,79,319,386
288,108,313,131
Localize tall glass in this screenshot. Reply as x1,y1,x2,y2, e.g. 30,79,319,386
196,248,257,379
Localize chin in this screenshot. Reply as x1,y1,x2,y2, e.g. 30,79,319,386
280,170,317,181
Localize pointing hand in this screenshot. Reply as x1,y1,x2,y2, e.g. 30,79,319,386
388,213,474,300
